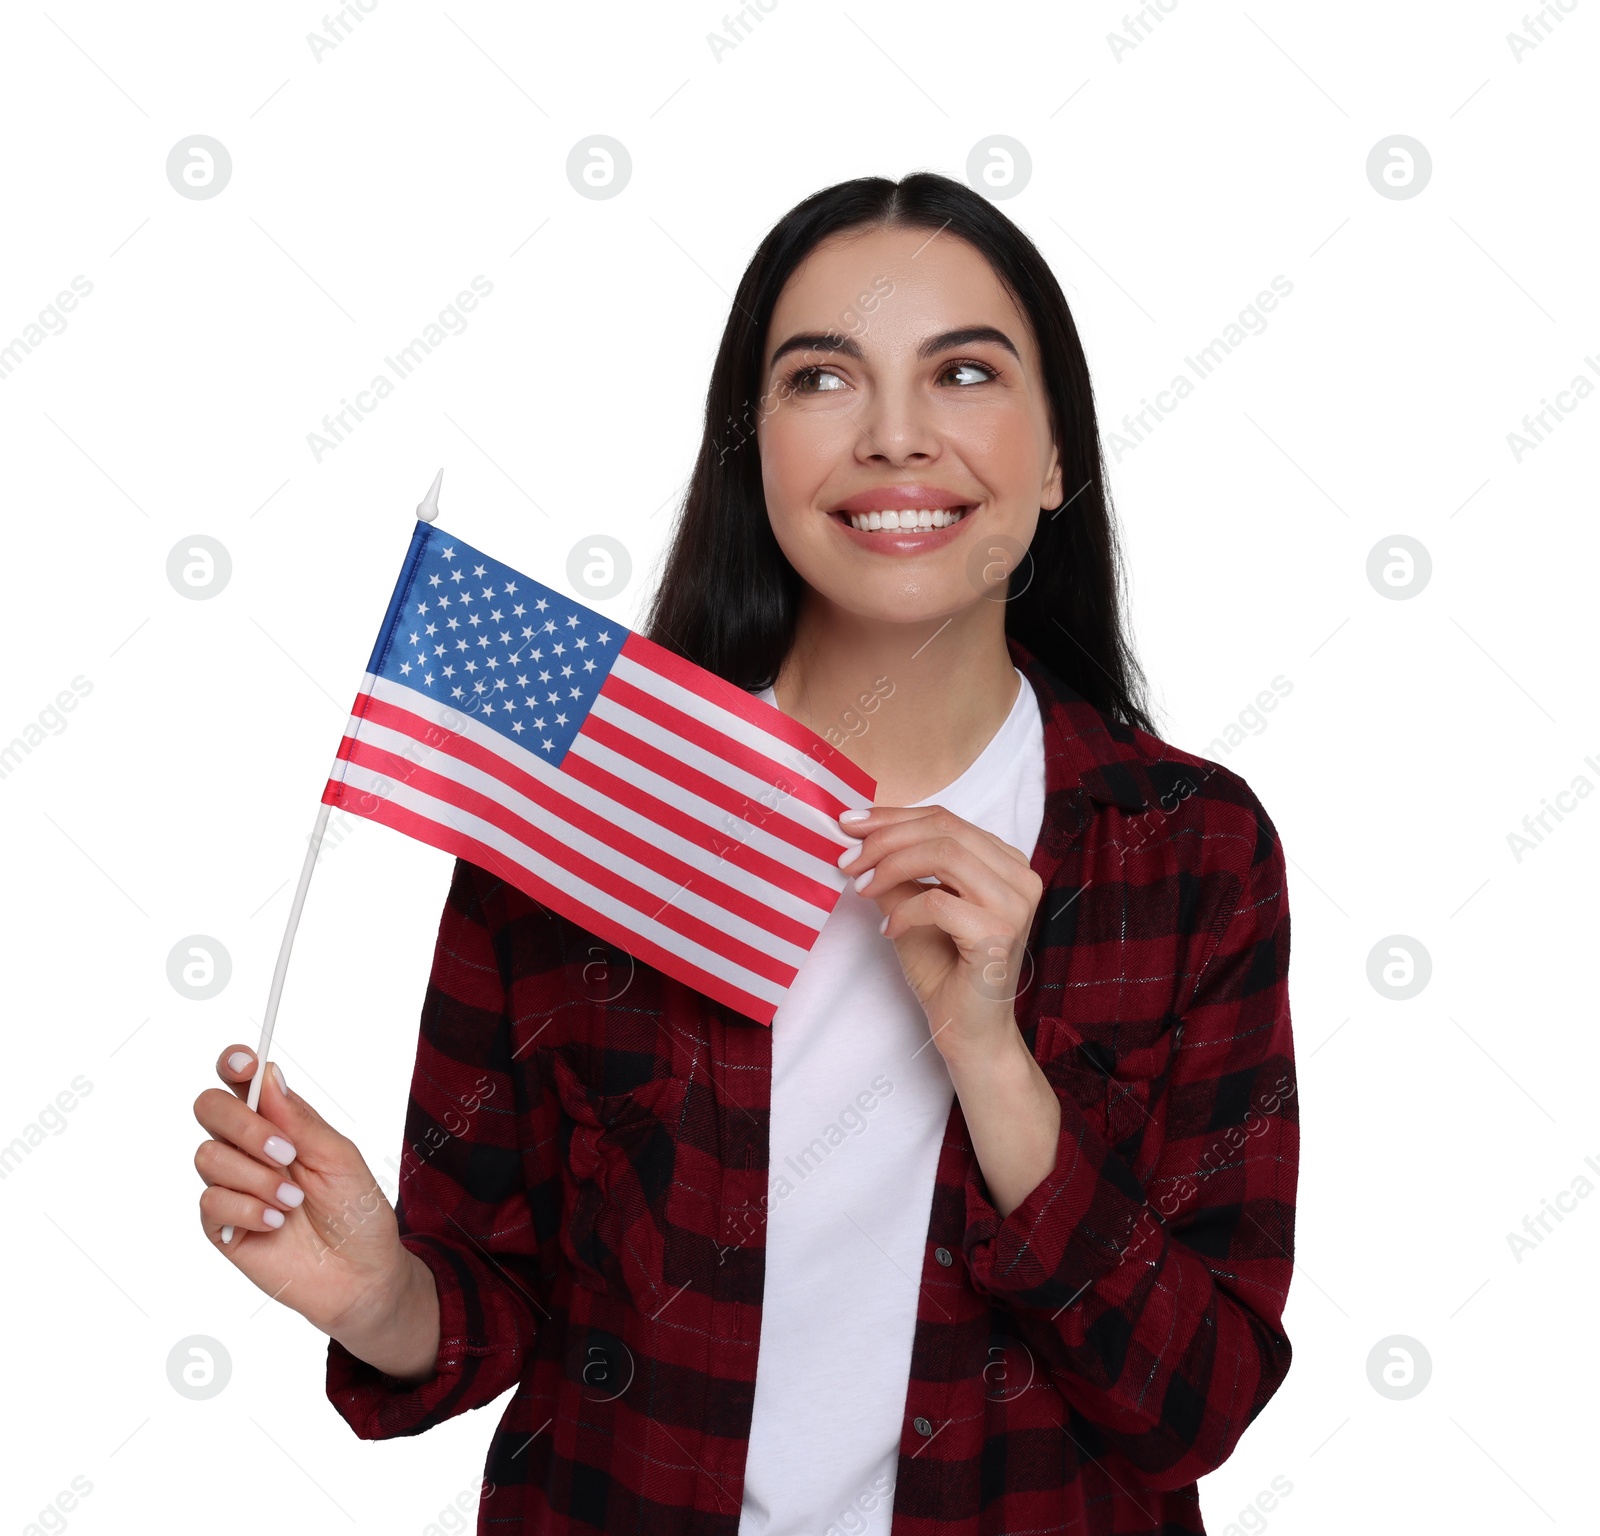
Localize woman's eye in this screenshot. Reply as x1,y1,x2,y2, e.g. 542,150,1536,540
789,366,845,393
941,360,995,386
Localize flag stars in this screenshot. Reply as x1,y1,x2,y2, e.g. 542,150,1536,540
512,603,526,618
468,612,483,628
415,600,429,615
536,598,549,612
441,545,456,560
574,636,588,651
473,564,487,578
566,614,580,629
427,573,443,588
552,641,566,657
422,672,434,686
582,658,597,673
504,581,518,595
481,587,495,600
511,720,525,735
400,661,413,675
597,630,611,645
449,568,465,584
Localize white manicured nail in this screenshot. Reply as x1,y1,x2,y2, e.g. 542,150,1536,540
840,807,871,823
270,1062,287,1095
837,840,862,869
262,1208,285,1229
263,1136,296,1165
228,1051,252,1073
276,1182,304,1208
853,867,874,893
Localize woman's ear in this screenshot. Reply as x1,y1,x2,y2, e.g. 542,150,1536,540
1040,442,1065,512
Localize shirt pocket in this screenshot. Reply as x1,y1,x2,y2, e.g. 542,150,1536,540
1030,1014,1170,1180
548,1051,686,1307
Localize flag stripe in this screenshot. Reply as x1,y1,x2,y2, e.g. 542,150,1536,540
335,703,827,952
320,771,781,1023
601,667,854,828
558,741,839,911
332,729,807,984
580,705,839,867
353,676,841,915
619,632,876,800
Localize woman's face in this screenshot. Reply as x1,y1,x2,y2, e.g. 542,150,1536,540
755,224,1064,629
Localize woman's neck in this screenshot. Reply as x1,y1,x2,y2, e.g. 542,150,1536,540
770,601,1021,807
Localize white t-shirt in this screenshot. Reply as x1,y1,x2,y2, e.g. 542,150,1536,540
736,667,1047,1536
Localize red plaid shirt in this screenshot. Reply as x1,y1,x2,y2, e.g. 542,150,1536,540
327,636,1298,1534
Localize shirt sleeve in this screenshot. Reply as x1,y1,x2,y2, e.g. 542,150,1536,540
325,856,560,1440
960,806,1297,1490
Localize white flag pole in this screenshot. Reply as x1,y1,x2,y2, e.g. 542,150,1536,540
222,469,445,1245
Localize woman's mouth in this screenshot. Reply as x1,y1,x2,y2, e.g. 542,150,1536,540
834,506,972,533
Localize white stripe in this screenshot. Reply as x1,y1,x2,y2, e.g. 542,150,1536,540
611,651,868,807
348,708,830,932
334,757,791,1009
586,690,854,855
565,728,843,886
348,677,821,959
361,670,849,884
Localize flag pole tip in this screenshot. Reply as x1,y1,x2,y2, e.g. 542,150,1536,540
416,467,444,523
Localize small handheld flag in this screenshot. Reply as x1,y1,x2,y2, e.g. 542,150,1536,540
322,506,874,1023
222,471,874,1243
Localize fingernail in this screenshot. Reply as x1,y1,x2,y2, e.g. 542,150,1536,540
853,867,874,893
276,1181,304,1208
228,1051,253,1073
263,1135,297,1166
840,807,871,824
262,1208,285,1229
879,913,889,934
270,1062,287,1095
837,840,862,869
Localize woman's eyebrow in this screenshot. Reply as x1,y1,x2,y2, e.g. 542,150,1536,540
767,324,1021,373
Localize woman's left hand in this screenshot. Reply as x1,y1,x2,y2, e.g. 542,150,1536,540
837,804,1043,1066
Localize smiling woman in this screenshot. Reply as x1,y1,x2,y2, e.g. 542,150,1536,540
199,170,1297,1536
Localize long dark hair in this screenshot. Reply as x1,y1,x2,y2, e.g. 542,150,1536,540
641,170,1155,734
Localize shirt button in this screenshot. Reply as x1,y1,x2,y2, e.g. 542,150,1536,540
934,1246,953,1266
913,1416,933,1437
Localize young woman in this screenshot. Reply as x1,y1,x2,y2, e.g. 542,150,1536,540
194,172,1297,1535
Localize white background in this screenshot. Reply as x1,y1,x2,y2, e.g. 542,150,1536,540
2,2,1595,1532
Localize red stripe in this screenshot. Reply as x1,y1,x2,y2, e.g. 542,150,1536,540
320,775,777,1025
330,729,801,988
346,689,833,925
560,747,838,911
580,710,839,867
620,631,877,799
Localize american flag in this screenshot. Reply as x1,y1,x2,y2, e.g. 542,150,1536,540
320,519,875,1024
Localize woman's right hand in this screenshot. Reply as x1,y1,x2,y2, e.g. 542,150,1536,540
193,1046,422,1350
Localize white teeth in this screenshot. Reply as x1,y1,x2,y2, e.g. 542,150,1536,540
845,507,968,532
